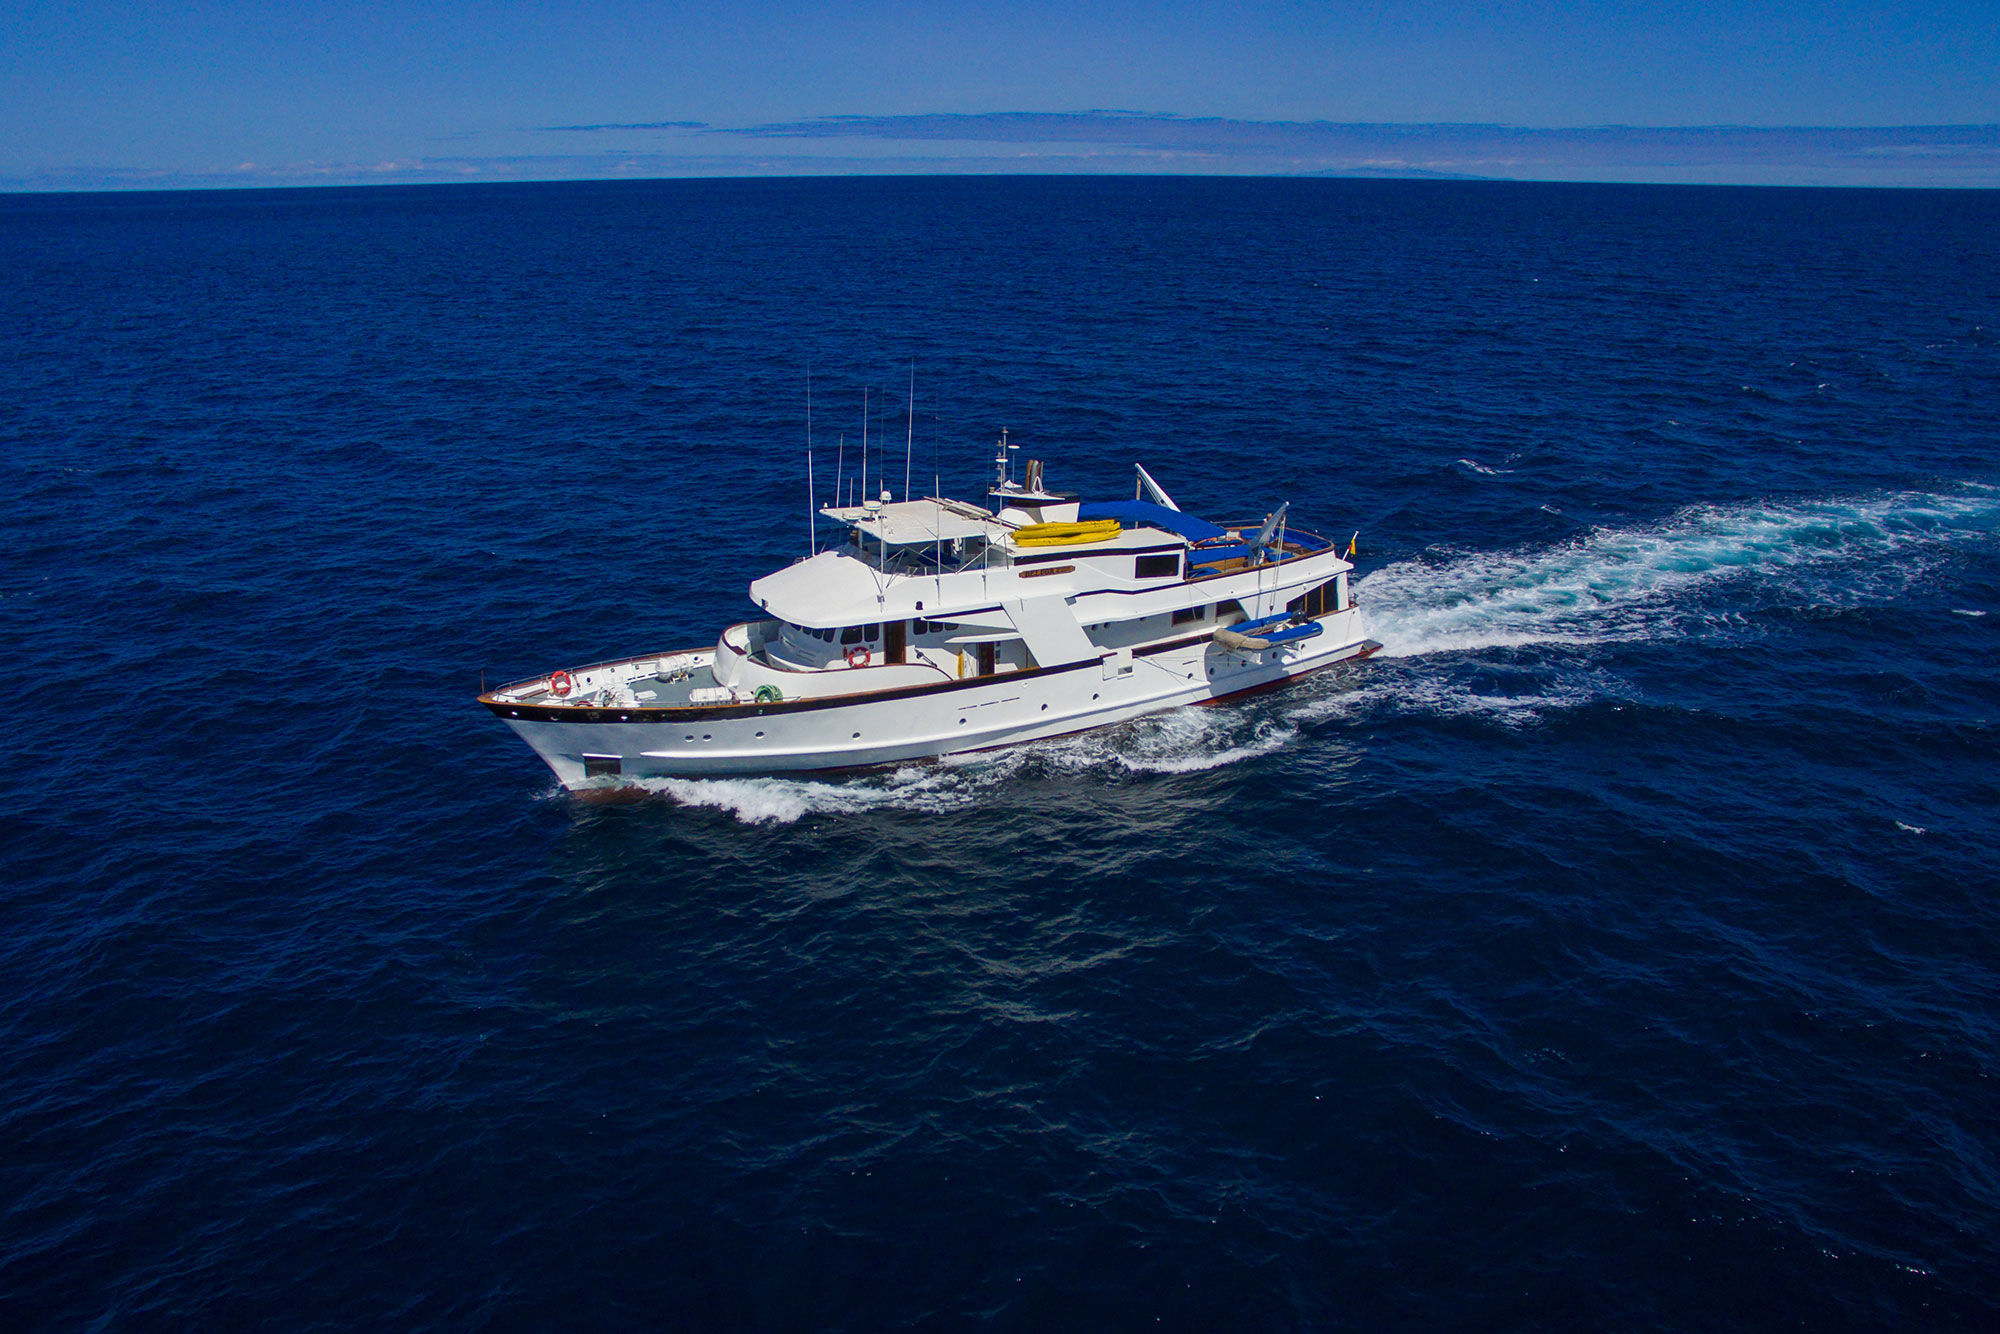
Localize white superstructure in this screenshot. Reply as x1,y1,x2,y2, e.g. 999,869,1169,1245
480,454,1379,787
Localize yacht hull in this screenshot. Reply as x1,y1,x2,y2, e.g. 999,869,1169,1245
497,616,1379,788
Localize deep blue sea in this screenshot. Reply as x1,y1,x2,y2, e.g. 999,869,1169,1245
3,177,1997,1330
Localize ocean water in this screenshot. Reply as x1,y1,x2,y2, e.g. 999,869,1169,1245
2,177,1997,1329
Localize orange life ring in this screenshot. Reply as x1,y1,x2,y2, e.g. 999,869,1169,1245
844,646,871,668
548,669,574,697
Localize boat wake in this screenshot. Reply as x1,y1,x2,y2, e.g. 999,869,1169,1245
1358,484,1999,660
589,484,1996,824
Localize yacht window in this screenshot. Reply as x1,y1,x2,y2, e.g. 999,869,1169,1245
1135,553,1181,579
1288,579,1341,619
1171,606,1204,626
840,626,863,645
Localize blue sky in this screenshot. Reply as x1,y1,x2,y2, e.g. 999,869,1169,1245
3,1,1996,189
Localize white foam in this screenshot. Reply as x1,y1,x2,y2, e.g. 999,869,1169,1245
1091,708,1297,774
1289,663,1609,729
1455,457,1514,476
1895,821,1928,835
1358,485,2000,660
644,758,1014,824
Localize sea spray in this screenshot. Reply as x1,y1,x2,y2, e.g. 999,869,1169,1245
1358,486,2000,660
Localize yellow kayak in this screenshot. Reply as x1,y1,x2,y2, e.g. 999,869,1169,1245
1011,519,1122,547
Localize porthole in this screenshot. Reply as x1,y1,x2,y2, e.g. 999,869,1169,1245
755,730,765,738
702,733,712,740
959,718,967,725
852,731,861,739
683,734,693,741
1040,703,1048,711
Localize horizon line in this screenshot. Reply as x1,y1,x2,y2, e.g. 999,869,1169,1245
8,116,1999,194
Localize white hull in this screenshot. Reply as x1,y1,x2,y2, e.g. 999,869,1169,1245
485,453,1378,791
502,609,1375,787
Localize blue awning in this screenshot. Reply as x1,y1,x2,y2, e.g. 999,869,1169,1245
1076,500,1228,543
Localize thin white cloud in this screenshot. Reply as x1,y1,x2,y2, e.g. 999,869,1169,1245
8,115,1997,192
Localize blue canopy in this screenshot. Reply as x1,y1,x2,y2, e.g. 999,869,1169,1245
1076,500,1228,543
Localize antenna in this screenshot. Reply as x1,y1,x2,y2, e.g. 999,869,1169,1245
834,432,845,513
806,362,814,554
903,362,915,503
861,387,869,509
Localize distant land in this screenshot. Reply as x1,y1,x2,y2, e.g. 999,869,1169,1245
8,114,1997,192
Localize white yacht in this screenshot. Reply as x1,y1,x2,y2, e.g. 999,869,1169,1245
481,445,1380,787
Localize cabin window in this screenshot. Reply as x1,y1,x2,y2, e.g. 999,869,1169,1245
1287,579,1341,619
1216,599,1243,617
840,626,863,645
1171,606,1205,626
1135,553,1181,580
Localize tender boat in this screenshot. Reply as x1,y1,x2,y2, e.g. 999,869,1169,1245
480,444,1380,786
